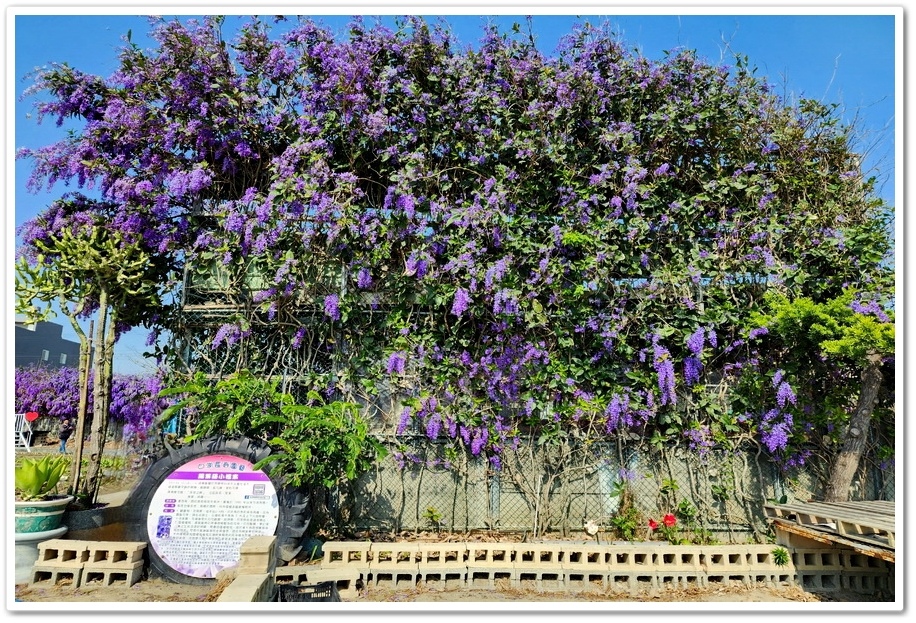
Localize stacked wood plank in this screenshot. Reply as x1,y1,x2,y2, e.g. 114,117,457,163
764,500,895,558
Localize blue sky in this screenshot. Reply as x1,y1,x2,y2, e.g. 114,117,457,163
8,6,901,376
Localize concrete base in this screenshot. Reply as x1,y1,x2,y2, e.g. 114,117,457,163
14,526,68,585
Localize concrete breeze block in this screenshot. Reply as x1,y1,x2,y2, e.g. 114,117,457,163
321,541,372,568
30,564,83,587
417,542,468,567
467,543,515,566
293,540,891,601
514,543,564,567
35,540,89,566
561,544,613,571
78,560,144,588
238,535,276,575
84,541,146,565
368,542,420,568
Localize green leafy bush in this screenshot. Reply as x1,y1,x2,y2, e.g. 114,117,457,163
609,506,642,541
158,370,387,489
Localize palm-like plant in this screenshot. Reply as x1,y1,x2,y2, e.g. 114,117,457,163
15,455,69,500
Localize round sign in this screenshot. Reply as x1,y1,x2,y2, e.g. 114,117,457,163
145,453,280,579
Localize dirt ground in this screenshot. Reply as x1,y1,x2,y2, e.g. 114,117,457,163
12,447,890,606
13,576,865,604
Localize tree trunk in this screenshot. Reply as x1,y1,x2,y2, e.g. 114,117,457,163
823,353,884,502
67,315,92,501
80,290,117,506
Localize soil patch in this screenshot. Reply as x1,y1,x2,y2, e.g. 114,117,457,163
14,578,217,603
15,577,885,604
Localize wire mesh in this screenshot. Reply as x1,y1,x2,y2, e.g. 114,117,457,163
333,435,894,542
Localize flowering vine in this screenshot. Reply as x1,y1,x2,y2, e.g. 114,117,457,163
17,16,893,476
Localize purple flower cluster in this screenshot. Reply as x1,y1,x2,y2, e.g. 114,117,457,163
451,287,471,317
492,289,519,317
15,365,84,418
603,393,632,433
775,380,797,408
748,327,769,340
425,414,442,439
469,427,489,456
323,294,340,321
683,356,703,386
111,374,169,447
683,425,714,458
850,299,891,322
212,323,243,349
356,267,373,289
652,341,677,406
686,327,706,357
759,408,794,454
386,351,407,375
396,406,413,435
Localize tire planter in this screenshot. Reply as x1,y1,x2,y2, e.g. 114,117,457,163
14,495,74,534
121,436,311,585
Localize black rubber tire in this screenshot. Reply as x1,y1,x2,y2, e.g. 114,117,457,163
121,436,311,585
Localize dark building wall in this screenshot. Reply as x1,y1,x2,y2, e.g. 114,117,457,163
15,320,81,369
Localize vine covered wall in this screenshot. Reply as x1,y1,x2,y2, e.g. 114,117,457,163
18,16,894,495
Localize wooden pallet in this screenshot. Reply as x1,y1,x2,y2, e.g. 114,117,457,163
768,519,895,564
764,501,895,550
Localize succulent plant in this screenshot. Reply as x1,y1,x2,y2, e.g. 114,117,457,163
14,455,69,500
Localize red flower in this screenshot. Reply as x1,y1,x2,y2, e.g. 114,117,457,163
648,518,659,530
663,513,676,528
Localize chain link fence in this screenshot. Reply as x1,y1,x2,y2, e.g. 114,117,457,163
327,434,893,543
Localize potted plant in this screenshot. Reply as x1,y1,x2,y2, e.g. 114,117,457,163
14,454,74,534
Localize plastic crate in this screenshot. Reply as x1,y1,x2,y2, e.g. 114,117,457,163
276,581,342,602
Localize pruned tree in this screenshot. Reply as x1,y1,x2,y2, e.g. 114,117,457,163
16,195,171,506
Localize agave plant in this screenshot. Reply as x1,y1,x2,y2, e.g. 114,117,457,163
14,455,69,501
